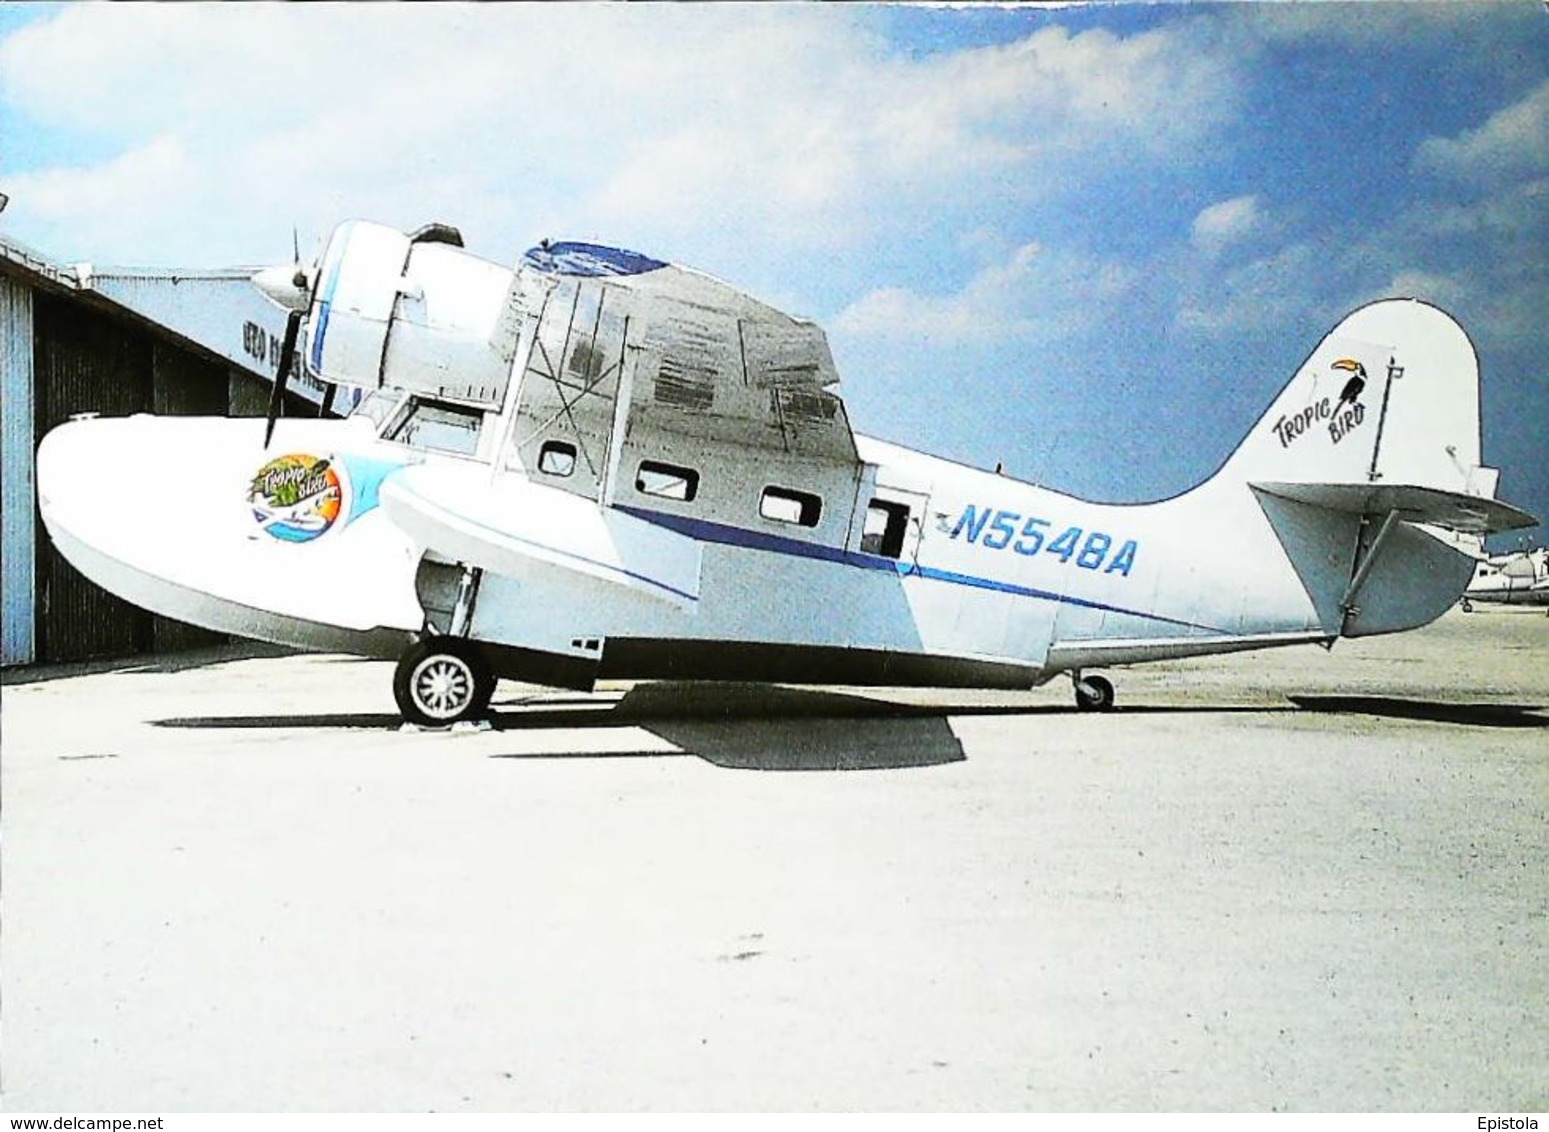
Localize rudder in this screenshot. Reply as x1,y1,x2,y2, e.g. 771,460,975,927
1221,299,1489,493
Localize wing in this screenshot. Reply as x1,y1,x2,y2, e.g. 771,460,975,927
380,461,702,609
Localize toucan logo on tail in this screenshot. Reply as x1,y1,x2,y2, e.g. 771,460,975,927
1331,358,1367,411
1327,358,1368,445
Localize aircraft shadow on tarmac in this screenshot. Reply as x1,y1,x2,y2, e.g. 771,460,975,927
494,684,972,770
154,684,987,771
1286,695,1548,729
152,681,1276,735
150,685,1546,770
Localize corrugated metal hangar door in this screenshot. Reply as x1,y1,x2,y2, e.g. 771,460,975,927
31,292,227,662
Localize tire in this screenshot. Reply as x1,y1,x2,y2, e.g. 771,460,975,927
393,637,494,726
1074,674,1115,712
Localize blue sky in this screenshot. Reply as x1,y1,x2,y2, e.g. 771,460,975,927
2,2,1545,542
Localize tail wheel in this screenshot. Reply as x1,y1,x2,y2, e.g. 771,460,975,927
393,637,494,726
1074,674,1115,712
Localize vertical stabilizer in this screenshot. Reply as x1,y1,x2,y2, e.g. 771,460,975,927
1221,299,1486,493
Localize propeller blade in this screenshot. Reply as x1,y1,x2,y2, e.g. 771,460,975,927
264,308,302,449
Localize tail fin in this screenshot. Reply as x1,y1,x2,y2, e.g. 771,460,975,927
1213,300,1535,637
1222,298,1533,534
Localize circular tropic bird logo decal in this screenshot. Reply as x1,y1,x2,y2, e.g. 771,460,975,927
248,453,343,543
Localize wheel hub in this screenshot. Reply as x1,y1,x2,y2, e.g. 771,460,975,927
413,656,473,718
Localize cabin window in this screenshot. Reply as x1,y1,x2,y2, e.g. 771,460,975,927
636,460,699,502
760,486,822,528
384,399,483,456
861,499,911,558
538,440,577,477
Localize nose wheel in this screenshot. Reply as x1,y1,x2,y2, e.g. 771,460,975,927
393,637,495,726
1073,672,1115,712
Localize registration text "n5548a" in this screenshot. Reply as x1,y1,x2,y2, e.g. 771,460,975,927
945,505,1138,576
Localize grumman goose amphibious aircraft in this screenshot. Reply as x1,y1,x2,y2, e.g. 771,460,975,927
35,220,1536,724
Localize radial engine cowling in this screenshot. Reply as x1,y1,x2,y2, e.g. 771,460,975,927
307,220,519,407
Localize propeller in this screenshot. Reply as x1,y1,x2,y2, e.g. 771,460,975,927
253,228,321,447
263,308,302,449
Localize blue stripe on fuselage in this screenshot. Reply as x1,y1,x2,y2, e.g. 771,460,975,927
613,504,1223,634
308,223,351,372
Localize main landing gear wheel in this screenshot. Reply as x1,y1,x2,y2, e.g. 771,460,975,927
1074,673,1115,712
393,637,494,727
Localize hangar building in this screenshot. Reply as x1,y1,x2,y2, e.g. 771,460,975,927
1,235,337,667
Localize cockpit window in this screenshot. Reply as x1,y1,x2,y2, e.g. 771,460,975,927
383,400,483,456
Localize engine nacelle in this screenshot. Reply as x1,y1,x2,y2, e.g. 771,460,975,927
307,220,519,407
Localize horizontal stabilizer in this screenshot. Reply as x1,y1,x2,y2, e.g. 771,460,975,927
1251,481,1537,534
382,466,702,608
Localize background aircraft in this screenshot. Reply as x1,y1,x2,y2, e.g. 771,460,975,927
35,219,1536,724
1461,547,1549,611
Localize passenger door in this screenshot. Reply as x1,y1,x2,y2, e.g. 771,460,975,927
859,483,931,570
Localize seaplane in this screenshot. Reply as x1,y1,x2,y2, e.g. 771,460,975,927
35,219,1538,725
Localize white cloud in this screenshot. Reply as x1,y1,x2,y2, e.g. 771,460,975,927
1175,240,1334,335
1175,77,1549,351
573,20,1241,258
1359,266,1547,354
1415,79,1549,186
1178,167,1548,353
1400,175,1549,248
0,6,1239,267
833,241,1140,346
1394,90,1549,355
2,135,201,259
1190,194,1262,255
1369,269,1472,310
